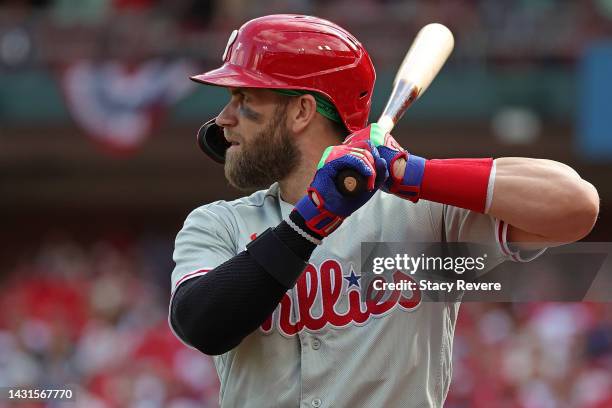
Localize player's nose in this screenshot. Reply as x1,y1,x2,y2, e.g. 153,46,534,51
215,102,238,128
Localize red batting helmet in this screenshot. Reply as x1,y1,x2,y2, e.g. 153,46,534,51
193,14,376,163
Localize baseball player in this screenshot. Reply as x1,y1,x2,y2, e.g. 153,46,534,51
169,15,599,407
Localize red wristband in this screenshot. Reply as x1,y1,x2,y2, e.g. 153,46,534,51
420,158,494,213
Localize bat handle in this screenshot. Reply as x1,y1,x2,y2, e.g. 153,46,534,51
336,168,367,197
335,82,418,197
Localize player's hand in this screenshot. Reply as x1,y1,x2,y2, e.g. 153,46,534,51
293,142,388,238
344,123,426,202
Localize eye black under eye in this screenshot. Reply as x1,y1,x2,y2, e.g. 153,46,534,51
239,104,262,122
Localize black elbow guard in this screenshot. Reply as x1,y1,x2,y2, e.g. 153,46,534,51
246,227,308,288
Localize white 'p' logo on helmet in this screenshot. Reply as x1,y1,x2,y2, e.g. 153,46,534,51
222,30,238,61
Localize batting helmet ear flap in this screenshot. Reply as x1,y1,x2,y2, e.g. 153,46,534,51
197,118,230,164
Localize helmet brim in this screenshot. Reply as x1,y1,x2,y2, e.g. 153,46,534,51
190,63,292,89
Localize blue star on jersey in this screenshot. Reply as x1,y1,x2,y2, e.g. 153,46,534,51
344,268,361,288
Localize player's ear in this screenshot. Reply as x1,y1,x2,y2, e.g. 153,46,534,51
287,94,317,134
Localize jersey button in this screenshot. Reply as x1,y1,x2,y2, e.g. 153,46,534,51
311,398,322,407
312,338,321,350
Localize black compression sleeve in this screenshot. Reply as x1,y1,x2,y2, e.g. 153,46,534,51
170,219,316,355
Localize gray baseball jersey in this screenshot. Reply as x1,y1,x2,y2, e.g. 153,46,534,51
170,183,544,407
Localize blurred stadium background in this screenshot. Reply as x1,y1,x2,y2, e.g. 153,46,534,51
1,0,612,407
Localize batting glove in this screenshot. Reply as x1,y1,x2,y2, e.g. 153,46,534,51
344,123,426,202
290,143,388,243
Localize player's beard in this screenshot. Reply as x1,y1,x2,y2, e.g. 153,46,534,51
224,103,300,191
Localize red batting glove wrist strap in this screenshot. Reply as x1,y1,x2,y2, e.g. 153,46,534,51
420,158,494,213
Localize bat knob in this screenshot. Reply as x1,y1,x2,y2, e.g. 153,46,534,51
336,169,366,197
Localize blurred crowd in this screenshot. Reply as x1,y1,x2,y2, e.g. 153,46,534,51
0,235,220,407
1,236,611,407
1,0,612,69
449,302,612,408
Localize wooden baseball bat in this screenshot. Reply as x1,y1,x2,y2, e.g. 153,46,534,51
336,23,455,196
